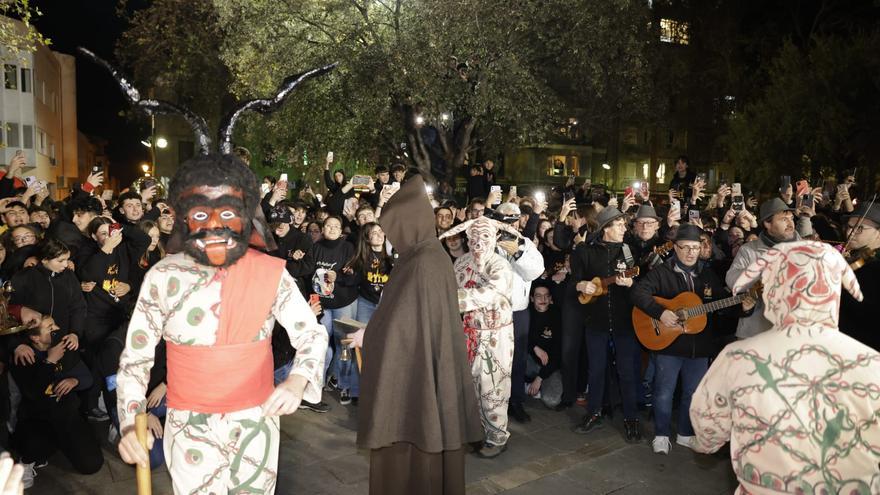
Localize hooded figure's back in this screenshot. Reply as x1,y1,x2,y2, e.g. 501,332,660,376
357,175,483,452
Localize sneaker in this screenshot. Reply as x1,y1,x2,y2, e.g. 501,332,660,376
85,407,109,422
572,413,603,434
323,376,339,392
298,400,331,413
676,435,695,450
21,462,35,489
508,402,531,423
624,419,643,443
339,389,352,405
475,442,508,459
652,436,671,454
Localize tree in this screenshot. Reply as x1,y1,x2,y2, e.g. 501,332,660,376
0,0,50,64
725,33,880,192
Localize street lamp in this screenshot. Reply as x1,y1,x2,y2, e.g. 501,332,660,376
141,163,150,174
602,163,611,186
414,115,425,126
155,137,168,149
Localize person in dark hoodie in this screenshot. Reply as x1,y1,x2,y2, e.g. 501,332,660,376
352,174,483,495
308,214,358,397
630,224,754,455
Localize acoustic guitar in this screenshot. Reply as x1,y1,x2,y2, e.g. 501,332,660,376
578,267,640,304
632,284,761,350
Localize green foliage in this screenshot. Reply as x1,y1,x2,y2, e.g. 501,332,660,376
0,0,50,65
725,33,880,189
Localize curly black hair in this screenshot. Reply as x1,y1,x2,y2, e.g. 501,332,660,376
167,153,259,218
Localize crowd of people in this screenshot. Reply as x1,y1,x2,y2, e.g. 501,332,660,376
0,146,878,491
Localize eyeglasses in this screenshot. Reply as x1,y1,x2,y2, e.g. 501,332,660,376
13,234,36,243
846,224,876,234
675,243,701,253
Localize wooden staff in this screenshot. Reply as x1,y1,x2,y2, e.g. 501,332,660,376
134,413,152,495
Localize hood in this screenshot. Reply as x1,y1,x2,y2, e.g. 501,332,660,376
732,241,862,333
379,175,435,254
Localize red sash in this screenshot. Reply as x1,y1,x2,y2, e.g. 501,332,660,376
166,249,285,413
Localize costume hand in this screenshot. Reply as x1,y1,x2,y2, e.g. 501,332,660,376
577,281,597,295
61,333,79,351
81,281,97,293
527,377,542,396
261,374,307,416
13,345,35,366
615,276,633,287
659,310,680,328
118,427,153,468
497,240,518,256
349,327,365,348
146,413,164,439
54,378,78,397
0,452,26,495
534,346,549,366
146,382,167,409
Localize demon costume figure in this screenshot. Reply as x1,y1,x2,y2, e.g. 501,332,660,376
440,216,518,458
357,176,483,494
690,241,880,494
115,154,328,494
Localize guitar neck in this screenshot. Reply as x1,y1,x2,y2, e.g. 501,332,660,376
599,268,638,288
685,293,747,318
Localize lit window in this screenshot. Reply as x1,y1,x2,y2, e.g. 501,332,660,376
660,19,689,45
4,65,17,90
656,163,666,183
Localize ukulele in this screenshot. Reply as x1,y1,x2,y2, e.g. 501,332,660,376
632,283,762,350
577,267,640,304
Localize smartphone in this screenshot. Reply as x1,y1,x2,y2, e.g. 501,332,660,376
801,194,814,208
92,165,102,174
352,175,371,187
732,195,744,211
796,179,809,197
109,222,122,237
688,210,701,222
279,173,288,182
670,199,681,221
696,173,706,183
24,175,37,187
624,186,633,196
509,185,517,198
732,183,742,196
780,175,791,192
490,185,502,205
390,181,401,191
326,151,334,162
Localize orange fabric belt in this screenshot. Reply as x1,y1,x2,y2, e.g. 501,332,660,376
166,339,274,413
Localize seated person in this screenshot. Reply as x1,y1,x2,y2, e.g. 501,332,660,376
11,315,104,483
525,282,562,409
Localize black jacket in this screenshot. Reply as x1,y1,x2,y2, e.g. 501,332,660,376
309,237,358,309
10,265,87,337
528,305,562,379
323,170,354,216
567,239,636,334
76,223,150,315
11,337,92,417
630,257,730,358
271,227,315,296
839,253,880,351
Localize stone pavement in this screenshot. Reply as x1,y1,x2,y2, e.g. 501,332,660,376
28,397,737,494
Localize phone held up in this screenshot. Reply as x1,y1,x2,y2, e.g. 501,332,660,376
108,222,122,237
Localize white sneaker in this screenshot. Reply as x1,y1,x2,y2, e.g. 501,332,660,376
21,462,36,489
676,435,695,450
652,436,671,455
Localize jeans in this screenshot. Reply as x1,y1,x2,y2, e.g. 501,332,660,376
652,355,708,437
274,360,293,386
344,297,379,398
585,330,640,420
107,376,166,470
321,301,358,391
509,309,531,406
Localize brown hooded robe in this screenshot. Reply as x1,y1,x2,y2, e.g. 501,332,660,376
357,175,483,494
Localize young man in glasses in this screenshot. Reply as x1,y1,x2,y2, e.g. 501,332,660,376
839,203,880,350
631,224,755,455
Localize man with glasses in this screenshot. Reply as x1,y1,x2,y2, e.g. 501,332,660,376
839,203,880,350
569,207,642,442
632,225,755,454
627,205,666,272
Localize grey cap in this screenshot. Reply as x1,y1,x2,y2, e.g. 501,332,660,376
842,202,880,227
595,207,625,232
634,205,661,221
759,197,795,224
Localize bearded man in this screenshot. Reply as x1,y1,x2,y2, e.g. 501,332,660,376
115,154,328,494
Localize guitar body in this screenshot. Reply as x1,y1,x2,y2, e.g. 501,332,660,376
632,292,708,350
577,277,605,305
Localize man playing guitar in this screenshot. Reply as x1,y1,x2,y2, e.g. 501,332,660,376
630,224,755,455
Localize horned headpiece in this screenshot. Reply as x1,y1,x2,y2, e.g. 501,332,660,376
439,216,522,268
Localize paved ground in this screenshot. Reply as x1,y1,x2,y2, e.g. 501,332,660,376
28,397,738,494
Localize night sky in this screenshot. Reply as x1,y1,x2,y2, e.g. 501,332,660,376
32,0,149,187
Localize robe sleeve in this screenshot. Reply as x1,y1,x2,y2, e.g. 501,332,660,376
116,269,166,432
271,270,328,405
689,352,734,454
457,257,514,313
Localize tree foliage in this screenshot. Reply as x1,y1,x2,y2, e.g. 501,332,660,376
0,0,50,64
725,32,880,190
